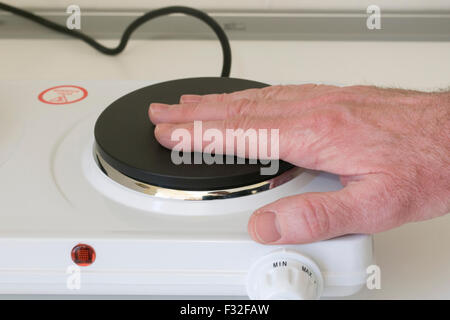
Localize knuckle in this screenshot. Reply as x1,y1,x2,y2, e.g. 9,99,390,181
261,85,286,99
227,98,254,118
294,196,331,240
238,88,259,98
185,103,203,117
216,93,228,102
203,93,228,103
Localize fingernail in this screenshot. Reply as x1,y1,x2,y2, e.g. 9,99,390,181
180,95,202,103
149,103,170,115
154,123,170,136
253,211,281,243
154,123,171,144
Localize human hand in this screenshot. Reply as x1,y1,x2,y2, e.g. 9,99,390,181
149,84,450,244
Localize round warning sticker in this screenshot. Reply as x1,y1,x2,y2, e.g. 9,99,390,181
38,85,88,105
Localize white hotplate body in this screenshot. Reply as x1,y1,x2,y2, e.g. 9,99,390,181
0,81,373,298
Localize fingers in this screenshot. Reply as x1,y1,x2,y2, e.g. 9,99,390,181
248,190,357,244
154,117,293,160
149,99,300,124
180,84,337,104
149,84,339,124
153,107,355,172
248,175,406,244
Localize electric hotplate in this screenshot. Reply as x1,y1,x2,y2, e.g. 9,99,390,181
94,77,295,199
0,80,373,299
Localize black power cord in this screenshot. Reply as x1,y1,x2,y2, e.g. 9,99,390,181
0,3,232,77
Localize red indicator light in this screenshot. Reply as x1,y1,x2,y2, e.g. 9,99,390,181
71,244,96,266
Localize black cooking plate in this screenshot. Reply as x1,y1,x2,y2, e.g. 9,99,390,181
94,77,294,191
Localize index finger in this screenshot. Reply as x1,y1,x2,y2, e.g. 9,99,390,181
180,84,337,104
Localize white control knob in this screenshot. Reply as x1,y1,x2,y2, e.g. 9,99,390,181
247,249,323,300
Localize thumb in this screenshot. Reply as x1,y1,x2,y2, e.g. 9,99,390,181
248,178,389,244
